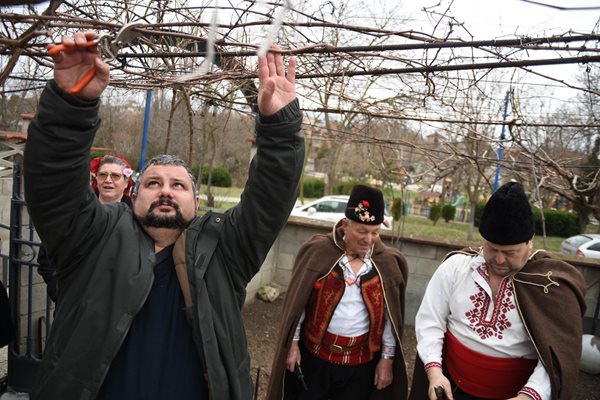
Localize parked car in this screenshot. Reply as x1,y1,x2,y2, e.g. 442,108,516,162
290,195,393,229
560,233,600,259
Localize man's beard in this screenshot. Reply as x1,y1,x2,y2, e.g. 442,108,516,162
138,198,189,229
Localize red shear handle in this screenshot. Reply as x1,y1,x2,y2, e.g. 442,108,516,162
48,39,99,94
48,39,99,56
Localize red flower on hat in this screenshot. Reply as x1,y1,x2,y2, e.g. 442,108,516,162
363,200,370,207
313,280,322,290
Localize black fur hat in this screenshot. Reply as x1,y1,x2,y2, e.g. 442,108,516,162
479,181,534,245
345,185,384,225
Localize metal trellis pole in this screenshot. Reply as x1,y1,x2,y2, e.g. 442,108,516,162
139,89,153,170
493,90,510,192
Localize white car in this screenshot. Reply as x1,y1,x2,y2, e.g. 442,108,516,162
560,233,600,259
290,195,393,229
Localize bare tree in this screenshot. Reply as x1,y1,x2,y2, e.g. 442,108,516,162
1,0,599,224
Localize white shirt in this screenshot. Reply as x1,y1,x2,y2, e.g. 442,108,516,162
415,251,551,400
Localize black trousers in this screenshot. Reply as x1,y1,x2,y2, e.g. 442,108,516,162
288,341,377,400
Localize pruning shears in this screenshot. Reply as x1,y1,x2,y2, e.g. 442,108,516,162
435,386,449,400
294,362,308,391
48,22,143,94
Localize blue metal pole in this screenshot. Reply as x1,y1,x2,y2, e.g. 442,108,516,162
493,90,510,192
139,89,153,170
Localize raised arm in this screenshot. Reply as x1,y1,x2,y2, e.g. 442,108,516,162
222,46,304,285
24,31,110,262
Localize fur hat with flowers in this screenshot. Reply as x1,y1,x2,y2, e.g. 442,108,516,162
345,185,385,225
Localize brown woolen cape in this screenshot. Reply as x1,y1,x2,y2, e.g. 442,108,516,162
266,221,410,400
408,249,587,400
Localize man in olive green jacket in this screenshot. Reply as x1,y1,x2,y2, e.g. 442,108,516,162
24,31,304,400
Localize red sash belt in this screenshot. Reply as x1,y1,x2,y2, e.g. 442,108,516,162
444,331,537,398
305,331,372,366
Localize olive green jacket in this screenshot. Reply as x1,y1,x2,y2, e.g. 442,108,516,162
24,81,304,400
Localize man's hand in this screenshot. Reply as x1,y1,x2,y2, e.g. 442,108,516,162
257,45,296,116
48,31,109,100
426,367,453,400
374,358,393,390
285,340,301,372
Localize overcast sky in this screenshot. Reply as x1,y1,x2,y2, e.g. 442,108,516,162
402,0,600,38
394,1,599,112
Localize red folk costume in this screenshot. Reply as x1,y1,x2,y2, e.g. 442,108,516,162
302,266,387,365
266,221,409,400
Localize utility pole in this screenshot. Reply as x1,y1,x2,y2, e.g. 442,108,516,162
493,90,510,192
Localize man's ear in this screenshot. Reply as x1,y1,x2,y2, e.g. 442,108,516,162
341,218,350,231
195,195,200,210
528,236,535,252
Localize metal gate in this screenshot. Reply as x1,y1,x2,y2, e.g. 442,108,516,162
1,154,52,394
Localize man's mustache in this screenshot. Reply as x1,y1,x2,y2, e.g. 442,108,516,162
149,198,179,211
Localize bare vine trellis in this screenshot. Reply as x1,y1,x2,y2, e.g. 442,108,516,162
1,0,600,231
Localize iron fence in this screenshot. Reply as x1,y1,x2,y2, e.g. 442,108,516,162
1,156,51,394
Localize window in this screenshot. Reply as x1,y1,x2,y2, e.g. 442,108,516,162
567,235,594,247
586,242,600,252
315,201,339,213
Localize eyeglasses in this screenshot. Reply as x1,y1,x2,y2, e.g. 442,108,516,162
96,172,124,182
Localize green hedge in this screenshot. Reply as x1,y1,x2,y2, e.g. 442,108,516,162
333,181,369,195
442,204,456,223
391,198,404,220
532,208,580,237
429,204,442,225
303,178,325,198
192,166,233,187
474,201,486,227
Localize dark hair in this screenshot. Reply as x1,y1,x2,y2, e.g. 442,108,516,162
133,155,197,195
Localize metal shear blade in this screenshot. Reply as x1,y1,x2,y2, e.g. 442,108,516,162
103,21,144,62
47,22,144,94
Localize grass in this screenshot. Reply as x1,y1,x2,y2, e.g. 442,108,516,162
199,184,244,199
197,186,593,254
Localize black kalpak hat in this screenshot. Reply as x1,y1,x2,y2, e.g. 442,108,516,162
479,181,534,245
345,185,385,225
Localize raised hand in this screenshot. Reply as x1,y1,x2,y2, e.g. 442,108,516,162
257,45,296,116
48,31,110,100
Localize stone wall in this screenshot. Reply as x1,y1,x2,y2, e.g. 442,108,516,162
247,217,600,330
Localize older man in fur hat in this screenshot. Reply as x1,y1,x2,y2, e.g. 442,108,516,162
267,185,409,400
409,181,587,400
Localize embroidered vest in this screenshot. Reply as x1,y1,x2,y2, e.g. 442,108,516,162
303,266,386,353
